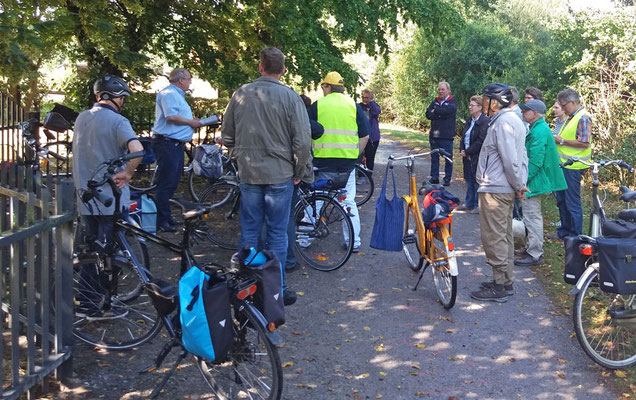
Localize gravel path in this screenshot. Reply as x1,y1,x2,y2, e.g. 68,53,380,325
50,137,616,400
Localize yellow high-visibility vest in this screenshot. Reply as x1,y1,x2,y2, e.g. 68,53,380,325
314,93,359,159
557,108,591,170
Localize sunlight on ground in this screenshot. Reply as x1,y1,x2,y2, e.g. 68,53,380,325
345,292,377,311
379,122,419,132
370,354,422,370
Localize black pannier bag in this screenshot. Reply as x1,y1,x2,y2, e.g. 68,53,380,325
236,248,285,329
602,219,636,239
563,236,590,284
597,237,636,294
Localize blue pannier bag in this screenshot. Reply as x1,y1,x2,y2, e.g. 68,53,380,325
370,164,405,251
179,266,234,361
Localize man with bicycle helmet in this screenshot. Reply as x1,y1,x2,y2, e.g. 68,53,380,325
72,75,144,317
471,82,528,303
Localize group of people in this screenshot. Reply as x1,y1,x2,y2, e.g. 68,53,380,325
449,83,592,303
72,47,382,312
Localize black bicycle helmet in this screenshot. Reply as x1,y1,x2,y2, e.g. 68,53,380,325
482,82,513,107
93,76,131,100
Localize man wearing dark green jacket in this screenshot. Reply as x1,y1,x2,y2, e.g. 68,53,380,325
516,99,567,266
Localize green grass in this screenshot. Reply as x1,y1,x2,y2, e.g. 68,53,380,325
383,125,636,396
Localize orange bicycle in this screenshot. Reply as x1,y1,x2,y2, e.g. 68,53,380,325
389,149,458,309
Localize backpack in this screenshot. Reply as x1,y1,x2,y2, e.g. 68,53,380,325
421,189,459,226
193,144,223,179
179,266,234,361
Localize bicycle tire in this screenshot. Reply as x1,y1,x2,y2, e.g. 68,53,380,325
294,194,354,271
355,165,374,207
573,269,636,369
72,255,162,350
431,229,458,309
402,211,424,271
196,303,283,400
188,154,237,202
198,180,242,250
129,162,158,193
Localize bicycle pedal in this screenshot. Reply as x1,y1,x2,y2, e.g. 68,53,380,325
403,234,417,244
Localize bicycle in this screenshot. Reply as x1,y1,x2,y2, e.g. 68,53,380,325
390,149,459,309
293,173,355,271
355,162,374,206
562,157,636,368
80,153,284,398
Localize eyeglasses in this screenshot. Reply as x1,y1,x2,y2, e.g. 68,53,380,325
362,96,371,100
558,101,569,108
468,103,481,108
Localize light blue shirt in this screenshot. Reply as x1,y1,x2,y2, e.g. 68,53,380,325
463,117,476,149
152,84,194,142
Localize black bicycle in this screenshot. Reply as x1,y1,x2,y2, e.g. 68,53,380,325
79,153,283,399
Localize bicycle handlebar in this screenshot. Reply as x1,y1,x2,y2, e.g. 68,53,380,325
81,151,146,207
559,157,634,173
389,148,453,163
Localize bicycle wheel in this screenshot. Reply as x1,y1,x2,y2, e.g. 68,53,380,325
72,255,162,350
189,154,237,202
196,303,283,400
115,231,150,302
573,269,636,368
294,194,354,271
431,227,458,309
355,165,374,207
403,210,424,271
129,162,158,193
198,181,242,250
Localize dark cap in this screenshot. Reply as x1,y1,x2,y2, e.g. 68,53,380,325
520,99,546,114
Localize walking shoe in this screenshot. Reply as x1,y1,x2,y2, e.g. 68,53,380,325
469,208,479,214
514,248,528,257
546,232,560,240
470,286,508,303
480,281,514,296
283,289,297,306
428,178,440,184
443,180,451,186
514,255,543,267
285,262,300,272
455,205,474,212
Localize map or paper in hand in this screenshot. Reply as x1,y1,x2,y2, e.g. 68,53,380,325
200,115,220,126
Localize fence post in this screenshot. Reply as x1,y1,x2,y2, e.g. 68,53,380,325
54,178,74,383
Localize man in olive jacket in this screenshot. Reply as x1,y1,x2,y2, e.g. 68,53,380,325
515,99,567,267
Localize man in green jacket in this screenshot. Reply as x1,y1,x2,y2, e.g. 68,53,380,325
515,99,567,266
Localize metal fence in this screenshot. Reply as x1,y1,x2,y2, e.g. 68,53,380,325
0,163,74,399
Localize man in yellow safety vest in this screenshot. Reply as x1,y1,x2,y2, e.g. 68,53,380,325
308,71,370,252
552,88,592,239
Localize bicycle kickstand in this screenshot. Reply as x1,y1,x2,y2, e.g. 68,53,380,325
139,338,180,375
413,261,430,291
148,348,189,399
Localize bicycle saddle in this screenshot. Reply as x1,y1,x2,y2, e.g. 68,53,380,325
619,186,636,203
618,209,636,222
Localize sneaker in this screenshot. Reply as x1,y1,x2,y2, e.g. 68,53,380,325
480,281,514,296
470,286,508,303
352,246,360,254
429,178,440,184
469,208,480,214
514,255,543,267
455,205,474,212
283,290,297,306
443,181,451,187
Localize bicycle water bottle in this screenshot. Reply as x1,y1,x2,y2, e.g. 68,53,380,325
245,247,267,266
141,194,157,234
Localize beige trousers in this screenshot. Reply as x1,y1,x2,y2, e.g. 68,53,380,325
478,192,515,286
522,195,544,259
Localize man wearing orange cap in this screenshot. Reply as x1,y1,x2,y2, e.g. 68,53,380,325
308,71,370,252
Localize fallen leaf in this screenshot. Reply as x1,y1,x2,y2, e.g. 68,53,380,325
355,373,370,379
615,370,627,378
334,346,339,350
282,362,294,367
374,344,385,352
328,387,334,392
364,326,371,331
415,392,426,396
557,358,566,364
412,365,421,370
297,292,304,296
602,371,611,377
528,292,539,297
376,395,383,399
449,356,461,361
315,255,328,261
464,380,473,384
379,371,387,376
414,344,427,349
439,316,451,321
556,371,566,379
410,372,419,376
326,310,336,315
345,339,351,342
445,329,453,333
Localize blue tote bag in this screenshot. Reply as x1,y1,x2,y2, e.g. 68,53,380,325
370,163,405,251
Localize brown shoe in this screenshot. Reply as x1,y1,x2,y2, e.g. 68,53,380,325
455,205,474,212
470,286,508,303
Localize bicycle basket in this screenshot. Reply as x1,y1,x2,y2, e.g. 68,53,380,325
597,237,636,294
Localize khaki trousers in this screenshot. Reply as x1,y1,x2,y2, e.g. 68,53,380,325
522,195,544,259
479,192,515,286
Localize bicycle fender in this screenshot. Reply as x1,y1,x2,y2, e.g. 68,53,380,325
448,252,458,276
241,301,284,346
568,264,598,296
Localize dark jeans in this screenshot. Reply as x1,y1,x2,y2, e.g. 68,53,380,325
363,140,380,175
555,168,584,238
152,138,185,228
464,161,478,209
239,180,294,290
429,138,454,183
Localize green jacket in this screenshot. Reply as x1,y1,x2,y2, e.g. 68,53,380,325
525,117,567,197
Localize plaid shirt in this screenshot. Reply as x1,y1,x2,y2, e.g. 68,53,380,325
567,106,592,143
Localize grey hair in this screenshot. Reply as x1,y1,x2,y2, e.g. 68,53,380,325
557,88,581,104
169,68,191,83
439,81,450,91
260,47,286,75
331,85,345,93
510,86,519,102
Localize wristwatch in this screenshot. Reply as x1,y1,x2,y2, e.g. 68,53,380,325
560,137,565,145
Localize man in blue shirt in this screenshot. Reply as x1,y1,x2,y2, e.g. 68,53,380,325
152,68,203,232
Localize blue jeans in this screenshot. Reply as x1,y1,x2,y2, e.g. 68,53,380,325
465,175,479,209
152,138,185,228
239,180,294,289
429,138,454,183
555,168,584,238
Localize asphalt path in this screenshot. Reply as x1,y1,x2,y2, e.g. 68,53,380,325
280,137,615,400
